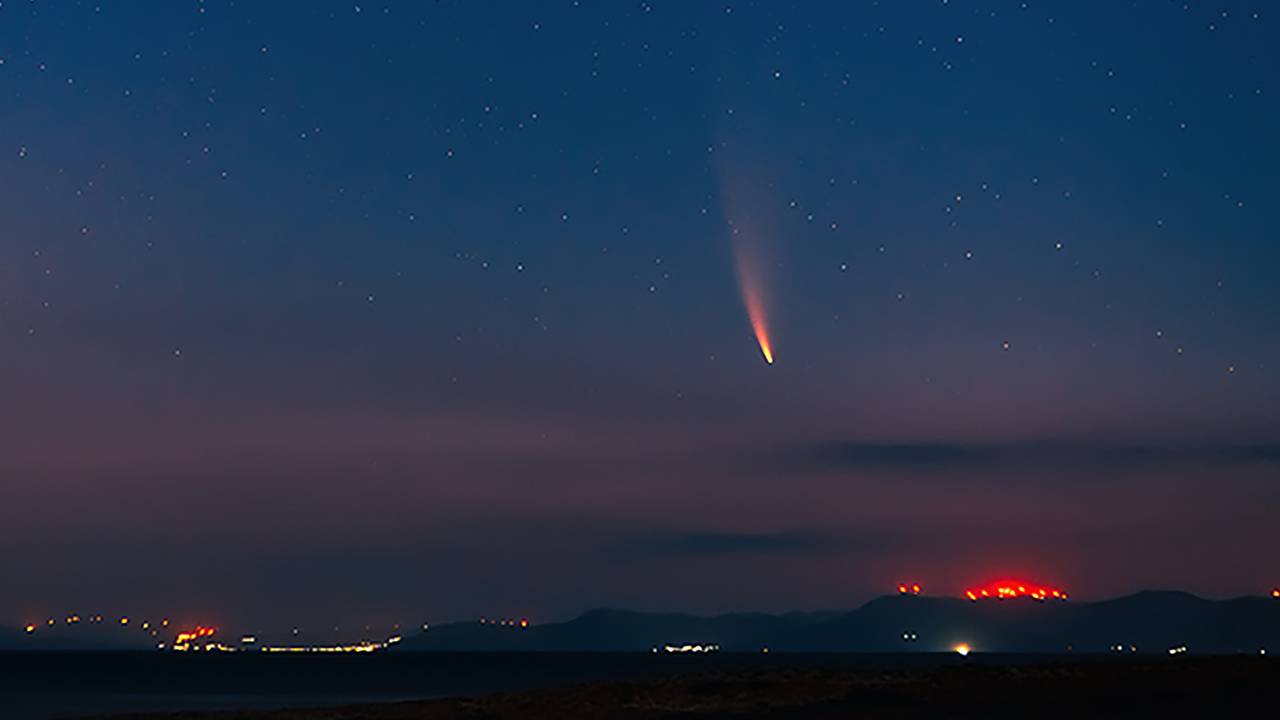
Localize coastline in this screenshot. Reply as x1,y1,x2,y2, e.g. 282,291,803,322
82,656,1278,719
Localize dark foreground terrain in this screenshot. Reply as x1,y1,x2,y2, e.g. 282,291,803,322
90,657,1276,719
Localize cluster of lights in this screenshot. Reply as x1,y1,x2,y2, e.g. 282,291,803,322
1110,644,1138,653
1168,645,1189,656
172,626,217,650
897,583,922,595
260,640,387,653
23,614,169,635
170,642,238,653
171,636,403,654
19,613,425,653
479,616,529,628
656,644,720,653
964,580,1067,602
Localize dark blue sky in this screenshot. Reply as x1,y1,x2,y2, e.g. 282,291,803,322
2,1,1277,629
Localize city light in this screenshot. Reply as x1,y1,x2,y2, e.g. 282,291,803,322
173,626,217,650
259,641,388,653
953,643,971,656
479,616,528,628
897,583,922,595
964,580,1068,602
661,644,720,653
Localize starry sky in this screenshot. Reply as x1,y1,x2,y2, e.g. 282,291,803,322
3,1,1278,629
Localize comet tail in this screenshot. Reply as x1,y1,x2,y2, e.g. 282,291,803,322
733,240,774,365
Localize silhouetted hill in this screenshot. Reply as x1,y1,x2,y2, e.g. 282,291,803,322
0,623,159,651
0,627,21,651
405,609,809,652
398,592,1280,654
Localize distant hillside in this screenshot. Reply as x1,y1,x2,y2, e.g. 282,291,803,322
0,622,160,651
398,592,1280,654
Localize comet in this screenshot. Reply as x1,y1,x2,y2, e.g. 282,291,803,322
717,160,778,365
731,227,774,364
742,278,773,364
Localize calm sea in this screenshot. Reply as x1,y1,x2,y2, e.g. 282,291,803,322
0,651,1002,719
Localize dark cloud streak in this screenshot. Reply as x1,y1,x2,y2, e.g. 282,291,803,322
612,531,853,559
804,442,1280,472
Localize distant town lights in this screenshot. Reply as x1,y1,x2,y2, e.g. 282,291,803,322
964,580,1067,602
953,643,971,656
661,644,720,654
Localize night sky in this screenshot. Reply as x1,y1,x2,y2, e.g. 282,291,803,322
3,1,1278,630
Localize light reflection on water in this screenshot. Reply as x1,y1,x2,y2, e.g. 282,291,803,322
6,693,424,720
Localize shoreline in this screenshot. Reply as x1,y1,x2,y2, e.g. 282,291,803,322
81,656,1278,719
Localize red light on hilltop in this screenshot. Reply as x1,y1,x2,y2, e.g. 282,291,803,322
897,583,922,595
964,580,1067,602
174,626,217,645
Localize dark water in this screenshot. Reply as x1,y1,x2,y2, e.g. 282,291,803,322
0,651,1037,719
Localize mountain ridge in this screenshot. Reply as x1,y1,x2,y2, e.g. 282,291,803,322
399,591,1280,654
